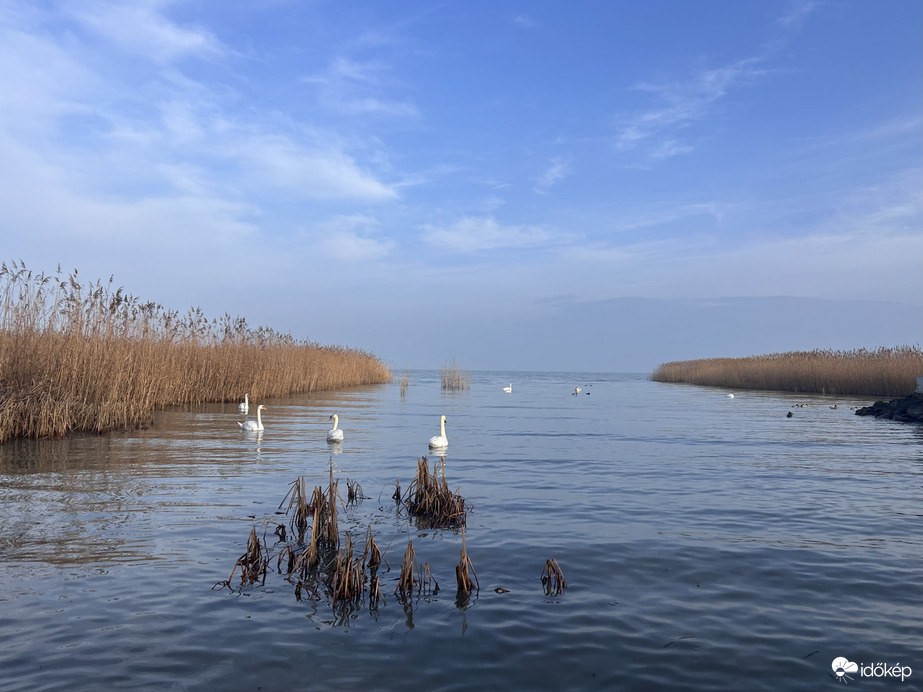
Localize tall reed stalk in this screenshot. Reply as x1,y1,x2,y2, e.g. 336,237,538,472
651,347,922,397
0,261,391,442
440,359,470,391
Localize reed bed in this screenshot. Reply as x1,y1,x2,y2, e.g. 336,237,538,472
400,456,468,529
0,261,390,442
440,359,470,391
651,347,922,397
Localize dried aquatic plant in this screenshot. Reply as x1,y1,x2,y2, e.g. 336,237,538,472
440,359,470,391
455,528,479,597
401,456,467,529
214,527,269,591
541,558,567,596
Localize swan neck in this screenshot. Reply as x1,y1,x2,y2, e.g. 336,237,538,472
332,415,338,431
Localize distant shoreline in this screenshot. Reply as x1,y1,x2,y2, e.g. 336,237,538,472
650,347,922,398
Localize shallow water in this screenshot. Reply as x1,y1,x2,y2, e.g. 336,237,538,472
1,371,921,691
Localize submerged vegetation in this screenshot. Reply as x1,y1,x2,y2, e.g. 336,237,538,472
0,261,390,442
651,347,922,397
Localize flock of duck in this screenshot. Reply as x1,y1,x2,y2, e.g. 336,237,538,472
235,394,450,449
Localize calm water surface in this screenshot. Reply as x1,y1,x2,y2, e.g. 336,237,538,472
1,371,921,691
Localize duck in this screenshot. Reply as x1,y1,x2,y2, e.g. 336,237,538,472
326,414,344,443
428,415,448,449
502,383,512,393
238,393,249,414
238,404,266,432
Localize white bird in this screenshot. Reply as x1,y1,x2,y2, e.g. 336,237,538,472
326,414,344,443
502,383,512,393
573,386,582,395
238,393,249,413
238,404,266,432
727,394,735,398
428,415,448,449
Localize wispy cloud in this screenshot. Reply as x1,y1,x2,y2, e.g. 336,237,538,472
305,57,419,116
314,215,396,261
420,216,550,252
777,0,818,30
534,156,572,194
65,0,226,63
615,58,766,157
513,14,537,29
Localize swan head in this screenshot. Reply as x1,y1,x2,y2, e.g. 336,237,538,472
257,405,267,411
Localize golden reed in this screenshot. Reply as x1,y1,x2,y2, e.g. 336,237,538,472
651,347,922,397
0,261,390,442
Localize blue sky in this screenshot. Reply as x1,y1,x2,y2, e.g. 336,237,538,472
1,1,920,372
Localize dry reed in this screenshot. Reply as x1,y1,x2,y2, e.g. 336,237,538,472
541,558,567,596
651,347,923,397
214,527,269,591
0,261,390,442
455,527,479,597
400,370,410,398
400,456,468,529
440,359,470,391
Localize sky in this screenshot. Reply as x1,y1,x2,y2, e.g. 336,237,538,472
1,0,921,373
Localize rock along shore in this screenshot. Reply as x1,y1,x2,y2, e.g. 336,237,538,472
855,392,923,423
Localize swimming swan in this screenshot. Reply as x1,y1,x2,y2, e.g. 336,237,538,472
428,415,448,449
238,393,249,413
503,383,512,393
327,414,344,443
238,404,266,431
727,394,735,399
573,386,582,395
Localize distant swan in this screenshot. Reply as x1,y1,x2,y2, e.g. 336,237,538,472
327,414,344,443
502,383,512,393
727,394,735,398
238,393,249,413
573,386,582,396
428,415,448,449
238,404,266,431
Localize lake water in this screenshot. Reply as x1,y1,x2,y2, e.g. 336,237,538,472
1,371,921,691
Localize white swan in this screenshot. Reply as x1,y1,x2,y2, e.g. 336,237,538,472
502,383,512,393
238,404,266,431
573,386,582,395
428,415,448,449
727,393,735,398
326,414,344,443
238,393,249,413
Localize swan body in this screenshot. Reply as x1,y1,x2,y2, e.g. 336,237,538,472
727,393,735,399
238,393,249,413
326,414,344,443
502,383,512,393
428,415,448,449
573,386,582,396
238,404,266,431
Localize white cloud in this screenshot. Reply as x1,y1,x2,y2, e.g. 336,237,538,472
513,14,537,28
66,0,226,63
420,216,550,253
534,156,572,194
778,1,817,30
305,57,419,117
313,215,396,261
615,58,766,156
